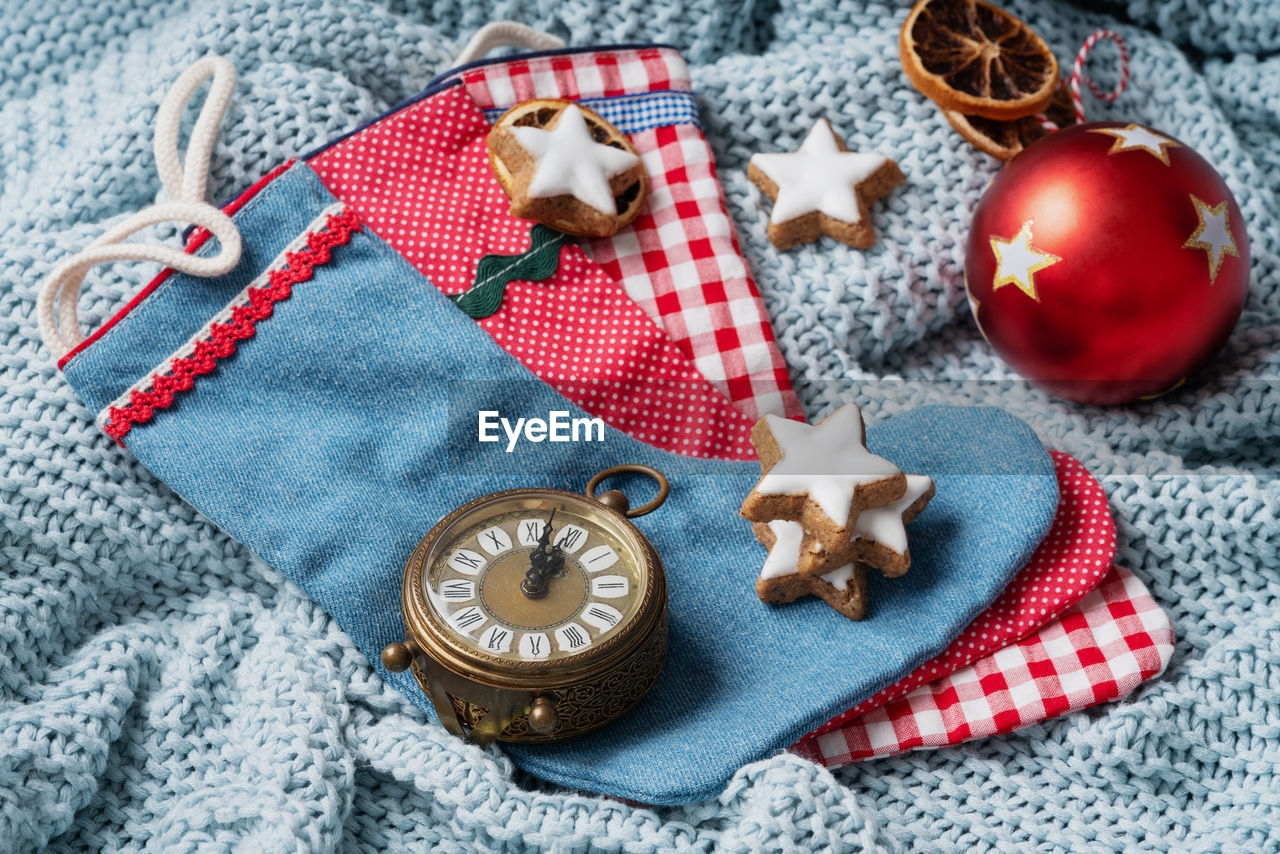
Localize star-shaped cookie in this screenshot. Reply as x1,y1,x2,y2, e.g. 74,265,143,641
510,104,639,214
794,474,935,578
753,520,869,621
486,99,648,237
740,404,906,550
748,119,904,250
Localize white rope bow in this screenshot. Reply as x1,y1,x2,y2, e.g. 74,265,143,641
37,56,243,360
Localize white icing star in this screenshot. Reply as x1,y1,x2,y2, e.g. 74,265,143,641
1088,124,1180,166
760,519,805,580
750,120,891,225
510,104,640,215
761,520,857,589
990,220,1061,302
1183,194,1239,284
851,474,934,555
754,405,902,528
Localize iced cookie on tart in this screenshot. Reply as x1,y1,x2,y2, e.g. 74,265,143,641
486,99,649,237
748,119,903,250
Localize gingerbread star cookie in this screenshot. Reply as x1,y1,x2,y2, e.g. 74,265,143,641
795,474,935,578
754,520,870,621
739,404,906,551
748,118,903,250
486,99,648,237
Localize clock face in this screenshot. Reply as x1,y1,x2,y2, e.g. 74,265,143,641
423,492,648,664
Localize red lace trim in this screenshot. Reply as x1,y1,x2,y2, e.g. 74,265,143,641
103,207,363,441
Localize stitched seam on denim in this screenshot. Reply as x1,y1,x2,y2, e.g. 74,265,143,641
83,161,303,357
98,202,361,440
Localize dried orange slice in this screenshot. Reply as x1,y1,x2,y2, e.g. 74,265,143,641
944,81,1078,159
900,0,1058,121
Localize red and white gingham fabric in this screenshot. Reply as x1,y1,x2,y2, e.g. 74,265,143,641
308,84,757,460
444,46,804,422
792,564,1175,765
809,451,1118,737
451,45,690,104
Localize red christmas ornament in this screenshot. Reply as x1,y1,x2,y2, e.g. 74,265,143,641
965,121,1249,405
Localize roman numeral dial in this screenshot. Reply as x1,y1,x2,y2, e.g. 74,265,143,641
424,496,645,664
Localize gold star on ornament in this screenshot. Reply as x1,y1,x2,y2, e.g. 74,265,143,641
1182,195,1239,285
990,221,1061,302
1088,124,1180,166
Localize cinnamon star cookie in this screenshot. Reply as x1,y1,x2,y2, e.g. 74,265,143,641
748,119,903,249
740,404,906,551
753,520,870,621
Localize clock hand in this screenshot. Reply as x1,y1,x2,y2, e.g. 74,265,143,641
522,509,559,600
537,509,556,549
543,512,567,577
530,509,557,567
546,541,566,578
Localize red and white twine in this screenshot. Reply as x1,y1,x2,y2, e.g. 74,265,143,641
1069,29,1131,121
1039,28,1131,131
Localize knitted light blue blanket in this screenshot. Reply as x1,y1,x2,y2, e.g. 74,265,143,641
2,0,1277,851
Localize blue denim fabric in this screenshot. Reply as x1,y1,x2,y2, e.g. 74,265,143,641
67,170,330,412
62,163,1058,805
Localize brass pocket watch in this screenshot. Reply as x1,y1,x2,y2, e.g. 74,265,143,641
382,465,669,745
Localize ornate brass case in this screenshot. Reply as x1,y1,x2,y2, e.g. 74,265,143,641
383,470,669,745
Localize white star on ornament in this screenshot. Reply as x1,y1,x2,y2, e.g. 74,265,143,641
1183,194,1239,284
510,104,640,215
749,119,893,226
990,220,1061,302
754,405,902,529
1088,124,1180,166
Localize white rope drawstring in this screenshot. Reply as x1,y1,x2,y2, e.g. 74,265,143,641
454,22,565,66
37,56,242,360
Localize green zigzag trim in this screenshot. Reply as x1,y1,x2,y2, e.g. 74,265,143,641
449,224,572,319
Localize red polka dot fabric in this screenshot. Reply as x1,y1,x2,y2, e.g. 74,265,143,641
808,451,1117,736
308,84,756,460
